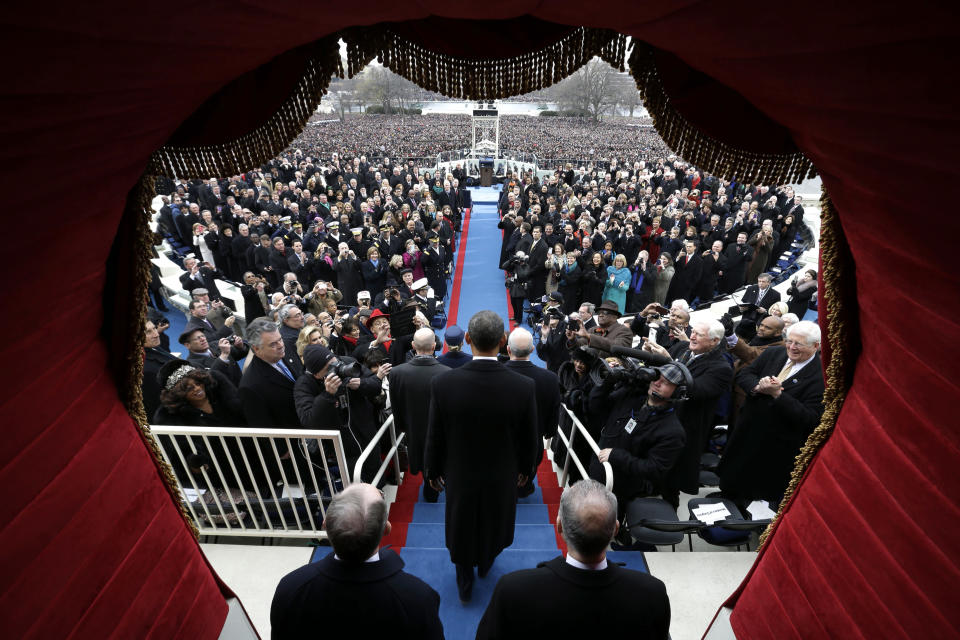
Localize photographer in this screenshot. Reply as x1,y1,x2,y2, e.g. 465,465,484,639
551,347,599,482
630,302,689,350
305,280,342,316
587,357,689,520
641,319,734,508
295,344,391,483
501,250,531,327
240,271,272,322
566,300,633,357
280,272,306,307
535,292,570,372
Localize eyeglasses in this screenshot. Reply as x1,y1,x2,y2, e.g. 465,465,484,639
784,339,811,347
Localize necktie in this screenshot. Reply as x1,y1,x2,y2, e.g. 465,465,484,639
776,361,794,382
277,359,295,381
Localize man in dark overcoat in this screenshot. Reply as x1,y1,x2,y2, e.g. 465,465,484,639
644,318,733,508
238,318,304,486
505,327,561,498
388,328,449,501
476,479,670,640
424,310,539,603
271,483,443,639
719,321,825,508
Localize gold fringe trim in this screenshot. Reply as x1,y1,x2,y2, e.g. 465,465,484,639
344,26,628,101
121,175,200,538
628,42,817,185
148,37,343,180
758,188,859,547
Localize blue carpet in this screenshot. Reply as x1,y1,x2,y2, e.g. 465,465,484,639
413,502,549,524
398,547,560,639
418,483,544,504
452,187,544,365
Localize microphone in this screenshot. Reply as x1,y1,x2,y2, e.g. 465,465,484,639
610,345,672,367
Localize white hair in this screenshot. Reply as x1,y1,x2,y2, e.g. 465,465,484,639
507,327,534,358
670,299,690,313
694,319,725,342
787,320,821,346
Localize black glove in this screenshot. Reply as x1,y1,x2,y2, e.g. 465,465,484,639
720,312,735,337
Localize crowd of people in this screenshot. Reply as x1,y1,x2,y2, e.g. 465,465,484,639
296,114,670,161
142,113,824,638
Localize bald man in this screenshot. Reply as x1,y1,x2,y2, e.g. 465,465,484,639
388,328,449,501
477,479,670,639
505,328,561,497
271,483,443,639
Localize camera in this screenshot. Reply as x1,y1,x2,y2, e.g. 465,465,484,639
330,359,362,381
567,318,581,331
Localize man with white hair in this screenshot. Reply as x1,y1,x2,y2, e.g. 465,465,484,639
388,328,449,502
719,320,825,507
643,318,733,507
506,328,561,497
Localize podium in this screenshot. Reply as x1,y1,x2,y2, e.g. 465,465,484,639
479,158,494,187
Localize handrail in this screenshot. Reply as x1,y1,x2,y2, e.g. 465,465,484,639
353,414,406,486
149,425,351,538
558,404,613,492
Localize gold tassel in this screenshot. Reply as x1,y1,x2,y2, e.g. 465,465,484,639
121,175,200,538
341,25,628,101
150,35,344,180
758,188,859,547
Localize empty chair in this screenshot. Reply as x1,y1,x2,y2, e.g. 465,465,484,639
625,497,702,552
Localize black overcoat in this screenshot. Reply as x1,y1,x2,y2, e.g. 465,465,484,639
476,556,670,640
424,360,539,567
388,356,450,474
271,549,443,640
719,347,824,501
663,345,733,494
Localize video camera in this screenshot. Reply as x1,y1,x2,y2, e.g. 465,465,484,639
590,345,672,387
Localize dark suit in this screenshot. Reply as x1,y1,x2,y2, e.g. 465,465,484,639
143,347,175,421
239,354,303,428
503,361,560,442
184,315,247,361
719,347,824,503
388,356,450,476
436,350,471,369
504,359,561,495
662,346,733,497
185,351,242,388
271,549,443,640
476,556,670,639
719,242,753,293
666,251,702,303
424,360,539,569
179,266,224,301
739,284,781,324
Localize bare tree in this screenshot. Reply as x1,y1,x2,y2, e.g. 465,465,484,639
551,58,621,121
356,64,420,114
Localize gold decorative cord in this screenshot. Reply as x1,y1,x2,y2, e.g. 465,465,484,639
344,26,627,100
147,37,343,181
759,188,859,547
121,175,199,538
628,42,817,186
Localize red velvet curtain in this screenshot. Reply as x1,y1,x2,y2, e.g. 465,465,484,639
2,3,958,638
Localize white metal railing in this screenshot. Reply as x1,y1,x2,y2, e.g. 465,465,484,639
353,414,406,485
150,425,350,538
557,404,613,491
